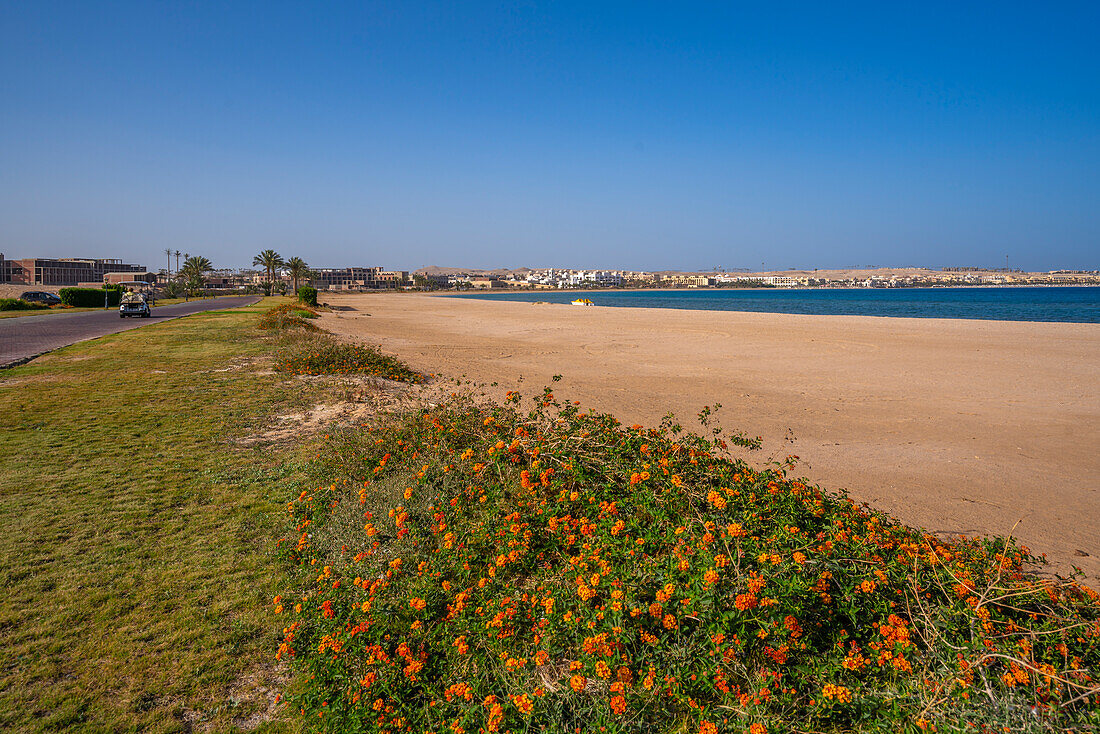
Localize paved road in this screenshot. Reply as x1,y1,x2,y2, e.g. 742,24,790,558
0,296,261,368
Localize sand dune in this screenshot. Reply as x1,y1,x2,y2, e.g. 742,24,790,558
319,293,1100,583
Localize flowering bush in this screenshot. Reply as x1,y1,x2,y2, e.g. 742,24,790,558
275,388,1100,733
276,342,425,383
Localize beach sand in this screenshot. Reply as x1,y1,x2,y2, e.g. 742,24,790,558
319,293,1100,583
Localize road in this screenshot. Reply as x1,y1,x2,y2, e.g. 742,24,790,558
0,296,261,368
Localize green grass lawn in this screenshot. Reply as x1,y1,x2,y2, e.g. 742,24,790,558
0,298,314,732
153,296,237,307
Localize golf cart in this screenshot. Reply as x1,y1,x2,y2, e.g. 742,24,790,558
117,281,154,318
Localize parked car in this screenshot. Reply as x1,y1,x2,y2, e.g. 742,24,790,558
119,291,151,318
20,290,61,305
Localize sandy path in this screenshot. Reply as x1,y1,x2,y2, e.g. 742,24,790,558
319,293,1100,582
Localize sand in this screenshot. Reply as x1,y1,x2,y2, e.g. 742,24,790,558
318,293,1100,583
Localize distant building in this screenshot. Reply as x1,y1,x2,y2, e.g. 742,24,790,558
311,266,409,290
661,274,715,287
1,257,147,286
102,271,157,285
0,253,13,284
568,270,622,287
715,275,800,287
469,278,506,289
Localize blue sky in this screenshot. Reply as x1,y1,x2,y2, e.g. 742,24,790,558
1,1,1097,271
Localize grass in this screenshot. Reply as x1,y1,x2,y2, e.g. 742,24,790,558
0,297,321,732
0,306,102,319
154,296,245,307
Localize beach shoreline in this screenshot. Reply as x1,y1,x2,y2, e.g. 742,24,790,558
319,293,1100,583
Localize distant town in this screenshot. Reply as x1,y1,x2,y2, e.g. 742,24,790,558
1,253,1097,295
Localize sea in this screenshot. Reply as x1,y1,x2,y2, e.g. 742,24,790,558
451,286,1100,324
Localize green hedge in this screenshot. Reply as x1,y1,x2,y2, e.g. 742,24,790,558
297,285,318,306
0,298,49,311
59,287,121,307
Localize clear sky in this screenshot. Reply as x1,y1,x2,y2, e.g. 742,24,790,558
1,1,1097,272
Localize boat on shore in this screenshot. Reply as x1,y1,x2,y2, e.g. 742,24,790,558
571,298,595,306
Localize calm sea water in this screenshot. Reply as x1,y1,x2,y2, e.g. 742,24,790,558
452,286,1100,323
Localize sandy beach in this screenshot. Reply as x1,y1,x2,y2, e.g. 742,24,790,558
319,293,1100,583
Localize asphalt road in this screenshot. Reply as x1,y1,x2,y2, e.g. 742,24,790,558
0,296,261,368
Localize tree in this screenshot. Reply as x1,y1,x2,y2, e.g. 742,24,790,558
412,274,441,291
252,249,285,292
165,248,173,277
174,250,182,274
285,256,310,295
180,255,213,296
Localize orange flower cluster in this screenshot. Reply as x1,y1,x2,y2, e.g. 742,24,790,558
821,683,853,704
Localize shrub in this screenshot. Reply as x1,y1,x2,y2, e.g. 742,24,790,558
59,287,121,307
0,298,48,311
276,342,423,383
162,280,185,299
258,303,322,332
276,390,1100,733
299,285,318,307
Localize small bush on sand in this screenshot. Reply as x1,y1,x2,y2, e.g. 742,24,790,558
299,285,318,307
275,389,1100,733
276,342,424,383
259,303,322,332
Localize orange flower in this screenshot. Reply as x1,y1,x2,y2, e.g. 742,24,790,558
511,693,534,715
569,674,587,692
822,683,853,703
609,695,626,715
410,597,426,611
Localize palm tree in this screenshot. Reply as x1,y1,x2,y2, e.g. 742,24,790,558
252,249,284,292
180,255,213,287
285,256,310,295
165,248,173,277
174,250,182,274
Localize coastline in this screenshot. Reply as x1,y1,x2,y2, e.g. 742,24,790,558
319,293,1100,583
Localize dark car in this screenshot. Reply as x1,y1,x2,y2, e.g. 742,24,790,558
20,291,61,305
